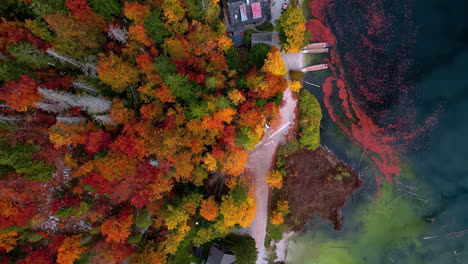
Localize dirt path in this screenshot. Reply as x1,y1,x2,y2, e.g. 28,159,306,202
241,88,298,263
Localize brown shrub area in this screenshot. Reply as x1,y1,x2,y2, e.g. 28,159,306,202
280,146,362,231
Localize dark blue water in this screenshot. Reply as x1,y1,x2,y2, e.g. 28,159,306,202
294,0,468,263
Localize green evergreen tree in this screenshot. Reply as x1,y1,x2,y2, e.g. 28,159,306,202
222,234,258,264
7,42,54,70
0,141,55,181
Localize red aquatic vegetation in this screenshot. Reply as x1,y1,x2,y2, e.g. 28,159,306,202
307,0,437,186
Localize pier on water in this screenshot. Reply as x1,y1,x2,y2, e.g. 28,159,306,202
300,42,330,54
301,63,329,72
299,42,330,72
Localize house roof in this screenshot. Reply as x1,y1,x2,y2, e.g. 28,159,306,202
251,2,262,19
227,0,270,27
251,32,273,43
205,244,236,264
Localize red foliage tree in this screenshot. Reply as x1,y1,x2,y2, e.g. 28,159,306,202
84,129,111,155
65,0,106,29
0,75,42,111
17,249,53,264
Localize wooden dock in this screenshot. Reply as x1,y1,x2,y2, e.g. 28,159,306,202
300,47,329,54
304,42,330,49
301,64,329,72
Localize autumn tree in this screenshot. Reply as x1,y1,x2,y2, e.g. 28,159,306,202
261,47,287,76
0,75,42,111
130,242,167,264
56,235,85,264
48,121,95,147
90,241,134,264
44,12,105,58
199,196,219,221
0,231,18,253
100,210,134,243
0,0,291,258
270,200,289,226
289,80,303,92
219,183,256,227
219,148,249,176
266,170,283,189
123,1,150,23
276,6,307,53
97,52,139,92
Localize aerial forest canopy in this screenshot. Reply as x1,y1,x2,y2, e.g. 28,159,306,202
0,0,289,263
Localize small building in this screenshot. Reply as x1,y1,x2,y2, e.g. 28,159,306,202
204,244,236,264
251,32,274,47
226,0,271,27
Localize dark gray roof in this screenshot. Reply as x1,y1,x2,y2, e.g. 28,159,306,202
227,0,270,27
205,244,236,264
251,32,273,46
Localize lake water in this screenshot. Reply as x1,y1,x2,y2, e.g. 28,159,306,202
292,0,468,263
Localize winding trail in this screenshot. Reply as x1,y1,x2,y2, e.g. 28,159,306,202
239,3,304,261
241,88,298,263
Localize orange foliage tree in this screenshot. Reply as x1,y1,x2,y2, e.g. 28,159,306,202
199,196,219,221
270,200,290,226
124,1,151,23
97,52,139,92
48,121,95,147
56,235,84,264
219,183,256,227
0,231,18,253
128,24,153,47
219,149,249,176
100,212,134,243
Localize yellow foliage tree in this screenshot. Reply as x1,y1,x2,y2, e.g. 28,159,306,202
164,205,189,230
57,235,85,264
219,193,256,227
289,80,303,93
228,89,245,105
266,170,283,189
203,153,218,171
261,47,287,76
217,35,234,52
277,7,306,53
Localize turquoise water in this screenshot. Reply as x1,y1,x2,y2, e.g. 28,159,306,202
295,0,468,263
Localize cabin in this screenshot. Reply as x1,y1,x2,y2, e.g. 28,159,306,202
204,244,236,264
